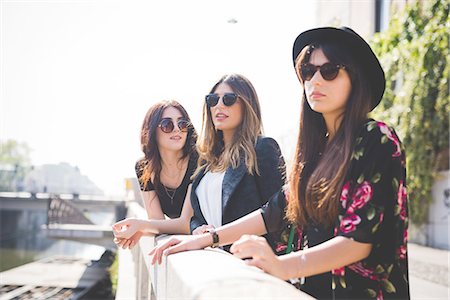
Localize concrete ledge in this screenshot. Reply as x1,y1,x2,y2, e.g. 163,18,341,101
115,247,137,300
117,201,314,300
115,201,155,300
147,235,313,300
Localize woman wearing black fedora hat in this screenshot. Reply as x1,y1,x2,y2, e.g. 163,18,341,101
150,27,409,300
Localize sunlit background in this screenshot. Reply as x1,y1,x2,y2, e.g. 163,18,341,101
2,0,390,197
1,0,321,196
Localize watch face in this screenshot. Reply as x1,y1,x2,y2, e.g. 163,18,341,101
209,230,219,247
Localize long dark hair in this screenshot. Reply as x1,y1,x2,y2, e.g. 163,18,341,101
140,100,197,189
287,42,373,228
195,74,263,176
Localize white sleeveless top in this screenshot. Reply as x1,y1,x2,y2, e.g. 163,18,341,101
195,171,225,229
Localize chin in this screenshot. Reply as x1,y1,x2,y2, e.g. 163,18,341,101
164,142,185,150
309,107,323,114
170,146,185,152
309,103,327,113
213,124,225,130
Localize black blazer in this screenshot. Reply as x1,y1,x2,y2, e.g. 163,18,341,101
190,136,286,238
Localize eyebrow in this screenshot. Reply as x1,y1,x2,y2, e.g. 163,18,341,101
161,117,186,120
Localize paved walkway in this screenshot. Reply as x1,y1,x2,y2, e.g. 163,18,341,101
408,243,449,299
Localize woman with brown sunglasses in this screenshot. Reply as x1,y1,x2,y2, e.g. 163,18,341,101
112,100,198,249
149,28,410,299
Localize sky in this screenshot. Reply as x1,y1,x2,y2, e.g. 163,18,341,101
1,0,317,196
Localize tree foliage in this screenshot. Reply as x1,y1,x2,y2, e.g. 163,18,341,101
0,139,32,191
370,0,449,224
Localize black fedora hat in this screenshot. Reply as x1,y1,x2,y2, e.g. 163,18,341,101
292,26,385,111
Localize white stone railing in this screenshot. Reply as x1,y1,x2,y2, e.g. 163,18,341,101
115,201,314,300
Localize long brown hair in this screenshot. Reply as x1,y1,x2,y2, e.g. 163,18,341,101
195,74,263,176
139,100,197,189
286,43,373,228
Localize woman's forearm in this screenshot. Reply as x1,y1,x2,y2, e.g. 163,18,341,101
140,185,194,235
215,210,267,247
139,217,190,235
280,236,372,279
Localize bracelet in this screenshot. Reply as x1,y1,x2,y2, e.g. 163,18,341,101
207,228,220,248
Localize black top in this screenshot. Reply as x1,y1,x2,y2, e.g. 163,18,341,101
261,120,410,299
135,153,198,219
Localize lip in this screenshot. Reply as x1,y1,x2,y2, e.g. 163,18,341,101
215,112,228,121
309,91,325,99
170,135,182,140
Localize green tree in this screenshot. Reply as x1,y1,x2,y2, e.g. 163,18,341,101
370,0,449,224
0,140,32,191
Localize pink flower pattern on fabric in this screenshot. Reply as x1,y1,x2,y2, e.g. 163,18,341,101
397,181,408,221
340,214,361,233
348,181,373,214
275,243,287,253
397,245,407,260
377,122,401,157
348,262,379,281
332,267,345,277
340,181,351,209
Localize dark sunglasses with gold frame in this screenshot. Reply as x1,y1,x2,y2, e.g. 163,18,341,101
158,118,190,133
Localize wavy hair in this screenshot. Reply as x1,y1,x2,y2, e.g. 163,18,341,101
140,100,197,189
195,74,263,176
286,43,373,228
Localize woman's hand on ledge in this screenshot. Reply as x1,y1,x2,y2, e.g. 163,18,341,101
230,234,296,281
149,234,212,265
114,231,143,250
112,217,145,239
192,224,214,235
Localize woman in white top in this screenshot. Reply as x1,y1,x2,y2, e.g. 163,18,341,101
189,74,286,252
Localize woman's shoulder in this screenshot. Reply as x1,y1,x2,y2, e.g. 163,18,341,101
135,158,147,176
135,157,147,168
360,119,398,136
353,119,404,159
358,119,401,141
255,136,281,150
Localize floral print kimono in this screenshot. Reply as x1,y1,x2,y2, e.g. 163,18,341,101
262,120,410,299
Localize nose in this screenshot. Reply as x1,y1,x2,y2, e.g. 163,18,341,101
214,96,226,109
173,122,183,133
309,69,323,85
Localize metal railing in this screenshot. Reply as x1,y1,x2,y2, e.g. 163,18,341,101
47,195,93,226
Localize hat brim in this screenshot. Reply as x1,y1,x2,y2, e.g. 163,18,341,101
292,27,385,111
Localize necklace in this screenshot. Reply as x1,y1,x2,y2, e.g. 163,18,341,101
163,185,177,204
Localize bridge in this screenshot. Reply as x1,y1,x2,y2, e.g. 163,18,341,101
0,192,314,299
0,192,126,250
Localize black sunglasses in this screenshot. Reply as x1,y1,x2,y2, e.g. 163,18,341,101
205,93,238,107
158,119,190,133
299,62,346,81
